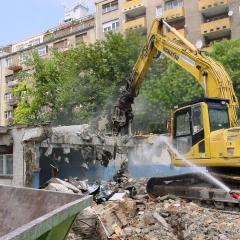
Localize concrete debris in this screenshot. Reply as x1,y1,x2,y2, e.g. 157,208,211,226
109,192,127,201
67,207,99,240
43,158,240,240
45,183,74,194
48,178,81,193
63,172,240,240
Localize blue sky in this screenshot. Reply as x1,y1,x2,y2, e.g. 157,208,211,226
0,0,95,46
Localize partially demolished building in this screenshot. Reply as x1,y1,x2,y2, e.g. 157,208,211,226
0,124,127,188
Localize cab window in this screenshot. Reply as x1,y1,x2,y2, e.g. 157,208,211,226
209,108,230,131
192,106,203,134
176,111,191,136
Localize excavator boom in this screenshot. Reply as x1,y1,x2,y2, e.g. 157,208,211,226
112,18,238,134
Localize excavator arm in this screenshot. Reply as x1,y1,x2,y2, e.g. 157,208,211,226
112,18,238,134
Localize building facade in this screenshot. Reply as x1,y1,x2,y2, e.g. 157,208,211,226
0,0,240,128
0,15,95,127
95,0,240,47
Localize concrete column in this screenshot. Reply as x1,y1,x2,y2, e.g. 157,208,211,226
184,0,204,46
230,0,240,39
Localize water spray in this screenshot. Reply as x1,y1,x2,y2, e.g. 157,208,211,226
154,136,240,201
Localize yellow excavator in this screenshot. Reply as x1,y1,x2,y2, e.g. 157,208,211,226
112,18,240,205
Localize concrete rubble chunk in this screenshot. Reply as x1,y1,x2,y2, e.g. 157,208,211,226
153,212,169,229
49,178,80,193
45,183,74,193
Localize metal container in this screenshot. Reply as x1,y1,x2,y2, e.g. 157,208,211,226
0,185,92,240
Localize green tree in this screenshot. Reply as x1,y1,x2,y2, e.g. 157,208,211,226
14,31,145,125
209,39,240,98
13,33,240,133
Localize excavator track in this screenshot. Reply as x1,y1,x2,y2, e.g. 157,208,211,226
146,173,240,210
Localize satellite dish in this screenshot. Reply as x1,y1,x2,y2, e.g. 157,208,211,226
196,40,203,49
228,10,233,16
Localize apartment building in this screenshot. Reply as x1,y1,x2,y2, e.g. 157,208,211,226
95,0,124,39
0,0,239,128
0,14,95,127
95,0,240,47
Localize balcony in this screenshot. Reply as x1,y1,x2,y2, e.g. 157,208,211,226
123,0,146,17
201,17,231,39
44,17,95,42
163,7,185,22
123,17,147,31
199,0,229,17
7,97,20,106
165,29,186,41
6,118,14,126
7,59,22,71
5,69,13,77
7,79,19,88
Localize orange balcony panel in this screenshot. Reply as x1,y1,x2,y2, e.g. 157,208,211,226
123,17,147,31
199,0,229,11
123,0,145,12
163,7,185,22
201,17,230,35
8,60,22,71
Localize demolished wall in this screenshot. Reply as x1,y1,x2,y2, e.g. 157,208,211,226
0,124,129,188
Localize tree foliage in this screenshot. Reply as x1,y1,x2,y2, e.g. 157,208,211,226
14,31,145,125
13,33,240,133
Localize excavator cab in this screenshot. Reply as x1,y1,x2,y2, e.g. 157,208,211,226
171,98,235,166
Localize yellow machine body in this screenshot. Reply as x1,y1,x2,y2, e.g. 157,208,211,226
113,18,240,169
172,99,240,167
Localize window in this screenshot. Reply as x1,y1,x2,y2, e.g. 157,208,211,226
38,46,48,56
5,92,13,102
0,155,13,176
174,109,192,154
75,33,87,43
30,39,40,46
209,107,230,131
19,52,30,62
176,111,191,137
102,0,118,14
103,19,119,32
4,110,13,120
53,39,68,51
165,0,183,10
192,106,203,134
6,57,13,67
156,5,163,17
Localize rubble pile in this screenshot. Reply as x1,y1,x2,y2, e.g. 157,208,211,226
45,163,240,240
94,193,240,240
68,207,99,240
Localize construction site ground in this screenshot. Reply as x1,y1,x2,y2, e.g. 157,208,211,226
59,175,240,240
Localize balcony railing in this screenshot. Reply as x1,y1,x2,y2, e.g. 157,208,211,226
7,97,20,106
7,79,19,88
201,17,230,35
199,0,229,12
7,58,22,71
44,20,95,42
5,69,13,77
165,29,186,41
123,0,145,12
123,17,147,31
163,7,185,22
